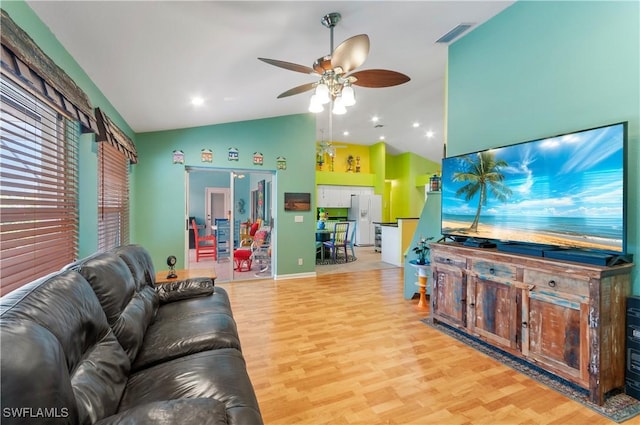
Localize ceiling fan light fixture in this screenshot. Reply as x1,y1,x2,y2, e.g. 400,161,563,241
332,96,347,115
342,84,356,106
315,82,331,104
309,95,324,113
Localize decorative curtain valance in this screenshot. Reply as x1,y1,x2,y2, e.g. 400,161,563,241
0,9,97,133
95,107,138,164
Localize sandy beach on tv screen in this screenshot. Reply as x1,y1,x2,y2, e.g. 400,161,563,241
442,220,620,252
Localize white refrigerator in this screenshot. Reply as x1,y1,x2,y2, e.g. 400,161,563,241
348,194,382,246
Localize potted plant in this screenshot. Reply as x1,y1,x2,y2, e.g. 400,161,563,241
412,236,434,265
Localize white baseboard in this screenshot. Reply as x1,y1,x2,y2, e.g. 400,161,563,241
274,272,317,280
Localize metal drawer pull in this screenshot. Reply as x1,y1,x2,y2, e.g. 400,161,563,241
548,280,556,287
522,321,528,328
489,267,496,275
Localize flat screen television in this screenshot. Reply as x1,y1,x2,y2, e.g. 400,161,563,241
441,122,628,257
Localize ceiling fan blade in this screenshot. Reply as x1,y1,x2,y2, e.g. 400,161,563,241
331,34,370,74
277,82,316,99
349,69,411,88
258,58,317,75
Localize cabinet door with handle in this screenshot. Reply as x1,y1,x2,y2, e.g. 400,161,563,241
523,290,589,386
467,276,518,350
431,263,466,327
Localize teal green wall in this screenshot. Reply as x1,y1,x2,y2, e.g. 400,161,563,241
133,114,317,275
448,1,639,291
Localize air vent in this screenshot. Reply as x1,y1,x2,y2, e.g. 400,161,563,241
436,23,473,43
374,124,384,128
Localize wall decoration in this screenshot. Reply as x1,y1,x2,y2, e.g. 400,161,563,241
228,147,239,161
346,155,354,172
201,148,213,163
284,192,311,211
253,152,264,165
256,180,265,220
277,156,287,170
172,150,184,164
236,198,245,214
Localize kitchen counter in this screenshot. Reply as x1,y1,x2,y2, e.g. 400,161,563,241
380,218,419,266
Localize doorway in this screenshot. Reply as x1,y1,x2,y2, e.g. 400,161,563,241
186,168,274,282
205,188,229,234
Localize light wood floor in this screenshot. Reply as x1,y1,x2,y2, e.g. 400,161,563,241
218,269,621,425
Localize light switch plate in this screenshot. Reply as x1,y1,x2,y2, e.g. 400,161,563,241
294,215,303,223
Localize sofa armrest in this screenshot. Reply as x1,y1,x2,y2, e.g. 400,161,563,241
95,398,227,425
155,278,214,304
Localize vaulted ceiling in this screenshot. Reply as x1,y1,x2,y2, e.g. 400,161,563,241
26,1,513,161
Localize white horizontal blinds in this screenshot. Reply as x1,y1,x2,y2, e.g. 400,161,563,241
0,75,80,295
98,141,129,251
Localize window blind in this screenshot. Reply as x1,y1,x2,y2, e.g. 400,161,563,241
0,75,80,295
98,141,129,251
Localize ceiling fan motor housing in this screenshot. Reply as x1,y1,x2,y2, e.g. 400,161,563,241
321,12,341,29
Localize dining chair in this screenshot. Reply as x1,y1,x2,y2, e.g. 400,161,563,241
191,219,216,262
322,221,350,263
346,220,357,260
315,240,325,262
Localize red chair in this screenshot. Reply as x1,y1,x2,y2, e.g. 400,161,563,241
233,248,252,271
192,219,216,262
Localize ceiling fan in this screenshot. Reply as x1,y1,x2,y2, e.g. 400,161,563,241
258,12,410,114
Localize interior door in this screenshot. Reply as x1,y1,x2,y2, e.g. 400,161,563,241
205,188,229,235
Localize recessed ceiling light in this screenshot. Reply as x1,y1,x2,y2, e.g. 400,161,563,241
379,135,385,140
426,130,435,138
413,122,420,128
343,131,349,136
191,96,204,106
371,116,379,123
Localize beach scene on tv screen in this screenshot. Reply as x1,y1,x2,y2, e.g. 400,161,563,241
441,123,625,253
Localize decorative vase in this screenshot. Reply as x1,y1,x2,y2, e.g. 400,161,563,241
317,221,325,230
409,260,430,310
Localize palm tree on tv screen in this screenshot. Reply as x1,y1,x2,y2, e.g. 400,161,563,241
453,151,512,233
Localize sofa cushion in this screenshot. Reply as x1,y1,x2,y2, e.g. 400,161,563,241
112,245,157,288
119,349,263,425
0,271,130,424
75,252,157,363
154,286,234,323
132,311,241,371
1,320,79,424
156,277,214,303
95,398,228,425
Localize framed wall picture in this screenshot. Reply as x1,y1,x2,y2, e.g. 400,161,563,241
284,192,311,211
